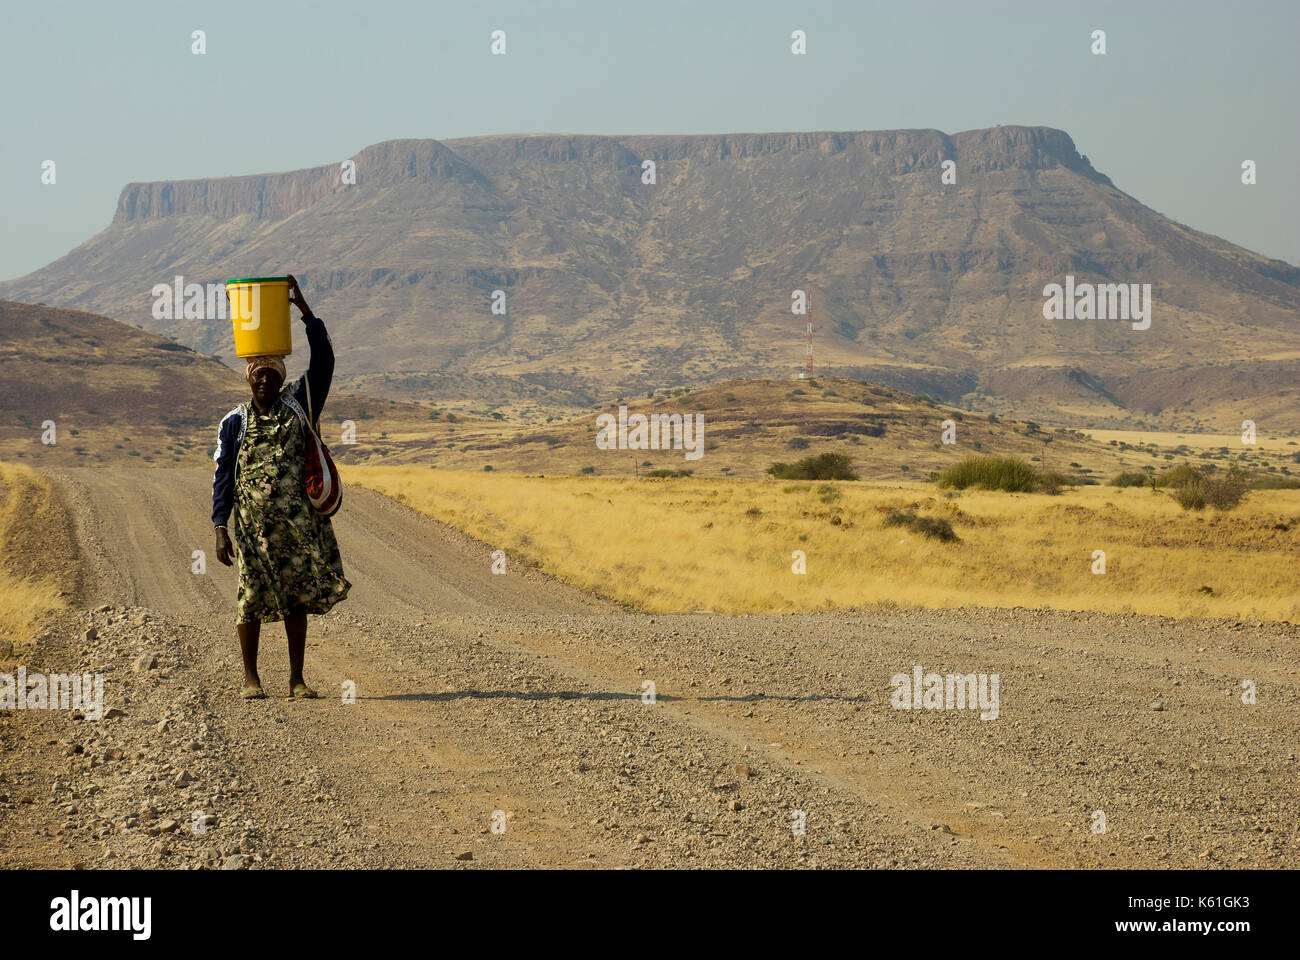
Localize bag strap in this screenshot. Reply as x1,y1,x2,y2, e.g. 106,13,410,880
230,404,248,478
281,391,315,438
304,376,318,433
238,391,320,449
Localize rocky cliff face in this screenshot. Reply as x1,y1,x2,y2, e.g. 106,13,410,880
112,127,1112,225
5,125,1296,428
113,139,493,224
114,162,338,223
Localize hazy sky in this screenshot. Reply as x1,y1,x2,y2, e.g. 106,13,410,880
2,0,1296,281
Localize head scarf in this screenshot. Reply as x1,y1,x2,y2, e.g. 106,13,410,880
245,355,287,384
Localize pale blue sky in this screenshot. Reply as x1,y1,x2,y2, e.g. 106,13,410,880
2,0,1296,281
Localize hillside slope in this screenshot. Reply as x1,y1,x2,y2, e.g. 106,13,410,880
0,300,433,466
2,127,1296,430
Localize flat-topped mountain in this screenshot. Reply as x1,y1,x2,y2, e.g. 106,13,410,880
3,126,1296,430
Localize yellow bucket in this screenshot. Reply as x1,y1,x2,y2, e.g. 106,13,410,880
225,276,292,358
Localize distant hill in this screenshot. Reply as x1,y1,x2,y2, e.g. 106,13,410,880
7,301,1294,484
0,300,433,466
2,127,1297,432
333,376,1158,482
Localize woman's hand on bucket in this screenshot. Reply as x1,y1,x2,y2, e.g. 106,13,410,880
215,527,235,566
287,274,313,319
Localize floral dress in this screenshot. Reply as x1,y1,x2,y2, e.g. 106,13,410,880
233,391,351,624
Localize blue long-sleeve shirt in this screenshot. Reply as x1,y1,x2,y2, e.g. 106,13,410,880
211,314,335,527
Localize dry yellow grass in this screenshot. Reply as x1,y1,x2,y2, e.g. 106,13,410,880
1085,428,1300,453
0,462,67,651
345,466,1300,622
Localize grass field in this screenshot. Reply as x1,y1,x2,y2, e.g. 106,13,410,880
1084,428,1300,454
345,466,1300,622
0,463,67,654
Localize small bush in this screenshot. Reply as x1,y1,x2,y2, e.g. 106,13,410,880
1167,463,1251,511
767,452,858,481
1110,471,1148,488
883,509,959,542
882,509,912,528
936,456,1037,492
912,515,959,541
1176,483,1206,510
1036,471,1070,495
1202,465,1251,509
1155,463,1200,489
788,436,811,450
580,466,596,475
937,456,1076,494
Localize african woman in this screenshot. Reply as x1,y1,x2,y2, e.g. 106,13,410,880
211,275,350,699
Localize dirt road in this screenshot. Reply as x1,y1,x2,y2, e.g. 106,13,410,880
2,466,1297,869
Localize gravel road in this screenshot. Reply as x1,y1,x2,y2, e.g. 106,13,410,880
1,466,1296,869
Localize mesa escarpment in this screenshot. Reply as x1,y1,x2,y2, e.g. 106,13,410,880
4,125,1296,429
111,127,1112,225
113,139,494,224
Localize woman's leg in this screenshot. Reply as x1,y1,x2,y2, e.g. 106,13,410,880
285,607,309,689
237,619,261,688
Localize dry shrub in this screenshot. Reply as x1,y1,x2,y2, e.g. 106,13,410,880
1171,463,1251,511
883,508,960,542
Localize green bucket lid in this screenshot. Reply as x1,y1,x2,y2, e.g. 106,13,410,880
225,276,290,285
